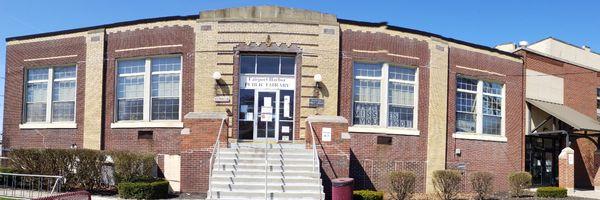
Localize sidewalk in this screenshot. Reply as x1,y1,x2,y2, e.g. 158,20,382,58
569,189,600,199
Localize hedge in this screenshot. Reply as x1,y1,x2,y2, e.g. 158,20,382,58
353,190,383,200
7,148,156,192
117,179,169,199
536,187,567,198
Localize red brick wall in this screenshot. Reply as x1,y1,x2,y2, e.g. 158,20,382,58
306,120,350,198
340,30,431,192
103,26,195,155
518,50,600,189
4,37,86,149
447,47,524,192
180,117,228,193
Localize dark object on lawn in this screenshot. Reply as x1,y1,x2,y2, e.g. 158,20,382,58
117,179,169,199
352,190,383,200
536,187,567,198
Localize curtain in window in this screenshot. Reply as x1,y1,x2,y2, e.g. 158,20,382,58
151,57,180,120
117,59,145,121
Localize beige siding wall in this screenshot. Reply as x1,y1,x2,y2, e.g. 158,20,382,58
194,20,339,138
83,29,105,150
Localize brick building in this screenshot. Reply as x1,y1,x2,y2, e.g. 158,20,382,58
497,38,600,190
3,6,540,197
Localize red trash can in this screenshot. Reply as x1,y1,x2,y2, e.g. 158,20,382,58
332,178,354,200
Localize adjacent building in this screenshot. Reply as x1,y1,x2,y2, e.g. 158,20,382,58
4,6,596,196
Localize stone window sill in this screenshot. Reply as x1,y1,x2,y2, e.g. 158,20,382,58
110,121,183,129
453,132,507,142
19,123,77,129
349,126,420,136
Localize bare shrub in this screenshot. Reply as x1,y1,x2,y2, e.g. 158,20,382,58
470,172,494,200
508,171,532,197
388,171,416,200
432,170,462,200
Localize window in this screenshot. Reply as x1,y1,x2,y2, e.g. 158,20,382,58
596,88,600,118
240,55,295,75
352,62,418,129
455,76,504,135
24,66,77,123
116,56,181,122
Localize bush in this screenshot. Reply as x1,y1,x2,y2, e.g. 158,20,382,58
388,171,416,200
508,172,532,197
352,190,383,200
536,187,567,198
117,179,169,199
109,151,155,183
7,148,156,192
432,170,462,200
470,172,494,200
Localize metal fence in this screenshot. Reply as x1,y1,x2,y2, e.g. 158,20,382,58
0,172,65,199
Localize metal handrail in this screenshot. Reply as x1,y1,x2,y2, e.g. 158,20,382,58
207,118,226,199
308,122,322,200
0,172,65,199
264,139,268,200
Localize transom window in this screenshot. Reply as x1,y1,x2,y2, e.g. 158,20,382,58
116,56,181,121
456,76,504,135
24,66,77,123
352,62,418,129
240,55,295,75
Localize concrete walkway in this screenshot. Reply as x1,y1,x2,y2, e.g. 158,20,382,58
569,189,600,199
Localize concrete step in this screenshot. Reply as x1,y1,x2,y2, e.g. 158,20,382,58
213,164,316,172
210,177,321,185
210,183,322,192
220,147,311,154
212,170,320,179
215,158,314,165
229,143,306,149
207,191,324,200
218,152,314,160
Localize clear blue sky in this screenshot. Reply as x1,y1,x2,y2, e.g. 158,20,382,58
1,0,599,132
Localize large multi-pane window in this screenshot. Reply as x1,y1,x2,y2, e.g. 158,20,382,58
24,66,76,123
352,62,417,129
455,76,504,135
116,56,181,122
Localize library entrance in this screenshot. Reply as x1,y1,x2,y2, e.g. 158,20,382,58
237,54,296,142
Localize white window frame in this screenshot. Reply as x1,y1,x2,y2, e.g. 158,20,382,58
111,55,183,128
20,65,77,129
453,76,507,142
349,62,420,135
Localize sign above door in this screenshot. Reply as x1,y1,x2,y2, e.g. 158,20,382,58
240,75,295,90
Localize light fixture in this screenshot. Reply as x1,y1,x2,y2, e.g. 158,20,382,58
313,74,323,83
212,71,222,80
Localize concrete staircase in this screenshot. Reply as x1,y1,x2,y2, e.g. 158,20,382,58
207,143,324,200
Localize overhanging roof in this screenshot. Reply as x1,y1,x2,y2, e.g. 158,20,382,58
527,98,600,131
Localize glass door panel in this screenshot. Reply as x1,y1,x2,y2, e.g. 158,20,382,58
278,90,294,141
256,91,277,140
238,89,254,139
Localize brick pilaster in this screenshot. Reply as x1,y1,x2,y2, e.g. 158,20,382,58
180,112,228,194
306,115,350,199
558,147,575,191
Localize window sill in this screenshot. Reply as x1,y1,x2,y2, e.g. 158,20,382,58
110,121,183,129
19,123,77,129
452,132,507,142
349,126,420,136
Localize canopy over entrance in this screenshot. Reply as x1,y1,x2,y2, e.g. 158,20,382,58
527,98,600,132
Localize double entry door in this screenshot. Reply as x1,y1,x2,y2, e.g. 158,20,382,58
238,89,294,141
